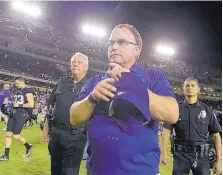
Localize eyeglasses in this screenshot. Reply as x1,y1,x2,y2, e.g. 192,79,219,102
108,39,138,48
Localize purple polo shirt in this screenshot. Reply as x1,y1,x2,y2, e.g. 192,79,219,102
77,63,175,175
0,90,10,107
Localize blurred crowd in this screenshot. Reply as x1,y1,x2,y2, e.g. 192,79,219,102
0,8,221,81
175,94,222,111
0,8,221,111
0,74,54,90
141,58,221,81
0,81,50,107
0,9,107,62
0,50,65,81
0,80,221,112
201,99,222,111
0,50,106,82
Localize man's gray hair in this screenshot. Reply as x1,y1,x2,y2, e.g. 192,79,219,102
71,52,89,70
183,77,200,88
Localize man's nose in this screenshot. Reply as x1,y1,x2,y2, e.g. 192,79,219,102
111,41,119,50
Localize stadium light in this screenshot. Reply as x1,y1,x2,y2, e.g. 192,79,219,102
12,1,41,17
156,45,175,56
82,24,106,38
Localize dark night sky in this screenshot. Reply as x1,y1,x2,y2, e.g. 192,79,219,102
44,1,222,69
1,1,222,69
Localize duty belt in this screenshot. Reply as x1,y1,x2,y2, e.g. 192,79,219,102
175,144,199,153
175,144,209,157
52,123,84,133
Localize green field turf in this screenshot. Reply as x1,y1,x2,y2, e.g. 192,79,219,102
0,121,185,175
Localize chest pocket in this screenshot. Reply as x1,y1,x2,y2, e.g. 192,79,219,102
55,85,76,107
195,117,210,134
55,89,65,106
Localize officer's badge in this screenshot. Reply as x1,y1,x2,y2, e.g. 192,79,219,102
198,110,206,119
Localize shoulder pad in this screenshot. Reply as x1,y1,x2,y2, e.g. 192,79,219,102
24,87,34,94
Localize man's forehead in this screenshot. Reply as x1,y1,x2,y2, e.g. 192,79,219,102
109,27,135,41
71,56,84,62
185,80,198,85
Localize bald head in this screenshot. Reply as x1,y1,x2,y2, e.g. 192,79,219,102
3,84,10,90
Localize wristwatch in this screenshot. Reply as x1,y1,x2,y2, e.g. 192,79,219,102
217,156,222,160
88,93,98,104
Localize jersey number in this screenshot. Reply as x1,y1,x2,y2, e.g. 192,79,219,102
14,95,24,104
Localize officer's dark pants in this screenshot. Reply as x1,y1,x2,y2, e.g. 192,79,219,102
48,126,87,175
173,151,211,175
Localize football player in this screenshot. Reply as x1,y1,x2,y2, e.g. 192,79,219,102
0,77,34,161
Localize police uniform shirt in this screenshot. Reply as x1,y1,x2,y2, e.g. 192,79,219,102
163,101,222,145
48,77,87,125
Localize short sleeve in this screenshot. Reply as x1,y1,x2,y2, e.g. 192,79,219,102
77,75,100,101
47,83,58,107
163,123,174,130
151,70,175,98
209,110,222,134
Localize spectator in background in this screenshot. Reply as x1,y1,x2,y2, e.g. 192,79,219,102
0,83,10,130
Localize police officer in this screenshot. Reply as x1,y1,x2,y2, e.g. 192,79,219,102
41,52,89,175
0,77,34,161
160,77,222,175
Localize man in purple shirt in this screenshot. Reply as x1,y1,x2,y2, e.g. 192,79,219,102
0,84,11,130
70,24,179,175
